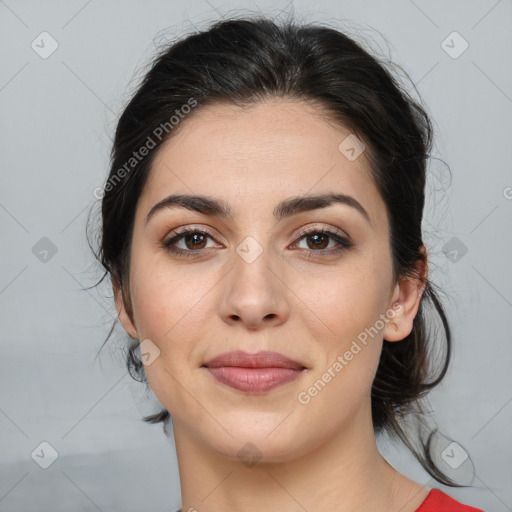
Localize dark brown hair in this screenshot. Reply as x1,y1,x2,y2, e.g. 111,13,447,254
88,14,457,485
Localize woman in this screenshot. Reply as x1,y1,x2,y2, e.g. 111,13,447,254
90,14,484,512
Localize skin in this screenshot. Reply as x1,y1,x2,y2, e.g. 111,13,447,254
114,98,430,512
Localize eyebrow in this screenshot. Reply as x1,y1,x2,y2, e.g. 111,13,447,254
145,192,371,226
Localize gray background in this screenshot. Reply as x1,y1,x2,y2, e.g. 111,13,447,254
1,0,511,511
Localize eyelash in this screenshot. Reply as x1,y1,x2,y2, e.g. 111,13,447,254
162,226,353,258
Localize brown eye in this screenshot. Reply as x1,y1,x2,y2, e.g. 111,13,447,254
293,228,353,256
162,228,220,256
305,233,329,250
183,233,207,250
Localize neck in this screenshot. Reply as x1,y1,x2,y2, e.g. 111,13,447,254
170,404,429,512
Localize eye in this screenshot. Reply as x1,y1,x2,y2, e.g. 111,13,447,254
162,227,221,256
161,226,353,258
292,227,353,256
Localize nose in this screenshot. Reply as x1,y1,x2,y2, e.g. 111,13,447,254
219,245,290,330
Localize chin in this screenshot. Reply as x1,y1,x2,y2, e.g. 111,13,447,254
200,414,311,465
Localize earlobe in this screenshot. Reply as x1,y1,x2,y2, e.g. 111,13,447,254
113,278,138,339
383,254,427,342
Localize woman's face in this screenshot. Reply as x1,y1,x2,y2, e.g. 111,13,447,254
115,98,423,462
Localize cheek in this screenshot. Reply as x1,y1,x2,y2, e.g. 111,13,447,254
299,276,385,387
293,267,388,420
289,253,392,400
292,258,392,339
128,257,224,372
130,253,214,338
129,269,213,422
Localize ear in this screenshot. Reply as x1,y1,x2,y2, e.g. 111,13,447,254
113,276,138,340
383,247,427,342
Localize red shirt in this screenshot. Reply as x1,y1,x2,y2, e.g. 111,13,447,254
416,489,485,511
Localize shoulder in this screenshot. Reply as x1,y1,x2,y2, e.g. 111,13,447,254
416,489,485,512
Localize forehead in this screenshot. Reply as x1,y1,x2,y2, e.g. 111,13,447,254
138,98,385,227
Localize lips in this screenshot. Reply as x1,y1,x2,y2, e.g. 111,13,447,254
202,350,307,393
203,350,306,370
